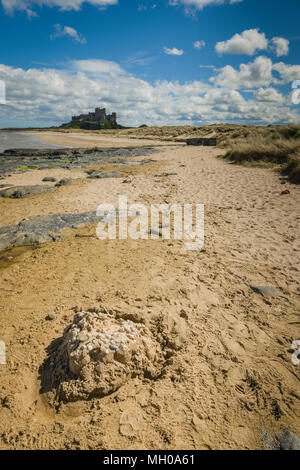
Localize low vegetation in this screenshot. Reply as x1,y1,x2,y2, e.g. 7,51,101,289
222,125,300,183
16,165,38,172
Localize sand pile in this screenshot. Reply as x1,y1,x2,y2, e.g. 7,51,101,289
50,311,163,402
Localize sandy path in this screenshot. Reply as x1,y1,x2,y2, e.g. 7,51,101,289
0,138,299,450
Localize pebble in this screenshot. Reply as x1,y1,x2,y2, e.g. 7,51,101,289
78,332,89,342
55,178,72,188
46,313,56,321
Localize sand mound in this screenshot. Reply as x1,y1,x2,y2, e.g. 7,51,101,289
50,311,163,402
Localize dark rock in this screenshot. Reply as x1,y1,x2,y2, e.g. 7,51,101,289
87,171,121,179
55,178,72,187
271,399,283,420
42,177,56,182
0,211,103,251
0,185,53,199
250,285,278,297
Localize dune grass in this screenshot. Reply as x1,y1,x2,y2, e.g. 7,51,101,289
222,125,300,182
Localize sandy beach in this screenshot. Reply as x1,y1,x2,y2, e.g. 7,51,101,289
0,132,299,450
26,130,180,149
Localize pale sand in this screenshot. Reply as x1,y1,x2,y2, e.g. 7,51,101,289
26,131,180,148
0,133,299,450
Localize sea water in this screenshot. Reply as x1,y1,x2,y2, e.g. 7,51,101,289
0,130,65,152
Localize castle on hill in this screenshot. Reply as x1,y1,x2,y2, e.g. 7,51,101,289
72,107,117,126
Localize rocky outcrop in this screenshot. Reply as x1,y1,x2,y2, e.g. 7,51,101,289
0,146,158,177
0,211,101,251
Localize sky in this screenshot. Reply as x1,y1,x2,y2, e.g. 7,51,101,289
0,0,300,127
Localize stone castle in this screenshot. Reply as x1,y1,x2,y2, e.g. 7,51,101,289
72,107,117,126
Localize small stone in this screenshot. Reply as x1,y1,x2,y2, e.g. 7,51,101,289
78,332,89,342
250,285,278,297
42,177,56,182
179,309,188,319
281,189,290,195
46,313,56,321
55,178,72,188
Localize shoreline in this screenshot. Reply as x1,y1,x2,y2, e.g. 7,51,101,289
25,130,181,149
0,129,68,153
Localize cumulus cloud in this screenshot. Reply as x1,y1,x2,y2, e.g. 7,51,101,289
271,37,290,57
212,56,300,91
215,29,290,59
211,56,274,89
51,24,86,44
1,0,118,15
194,40,206,50
164,47,184,56
215,29,268,55
254,87,285,104
273,62,300,83
0,60,298,128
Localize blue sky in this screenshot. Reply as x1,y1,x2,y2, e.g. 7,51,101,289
0,0,300,127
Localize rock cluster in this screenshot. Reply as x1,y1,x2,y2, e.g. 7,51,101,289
51,311,163,402
0,147,158,178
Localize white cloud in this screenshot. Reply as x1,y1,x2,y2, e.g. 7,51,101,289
169,0,243,12
273,62,300,83
164,47,184,56
194,40,206,50
71,59,127,77
0,60,298,128
271,37,290,57
254,87,285,104
215,29,268,55
215,29,290,59
1,0,118,15
51,24,86,44
212,56,300,91
212,56,274,89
